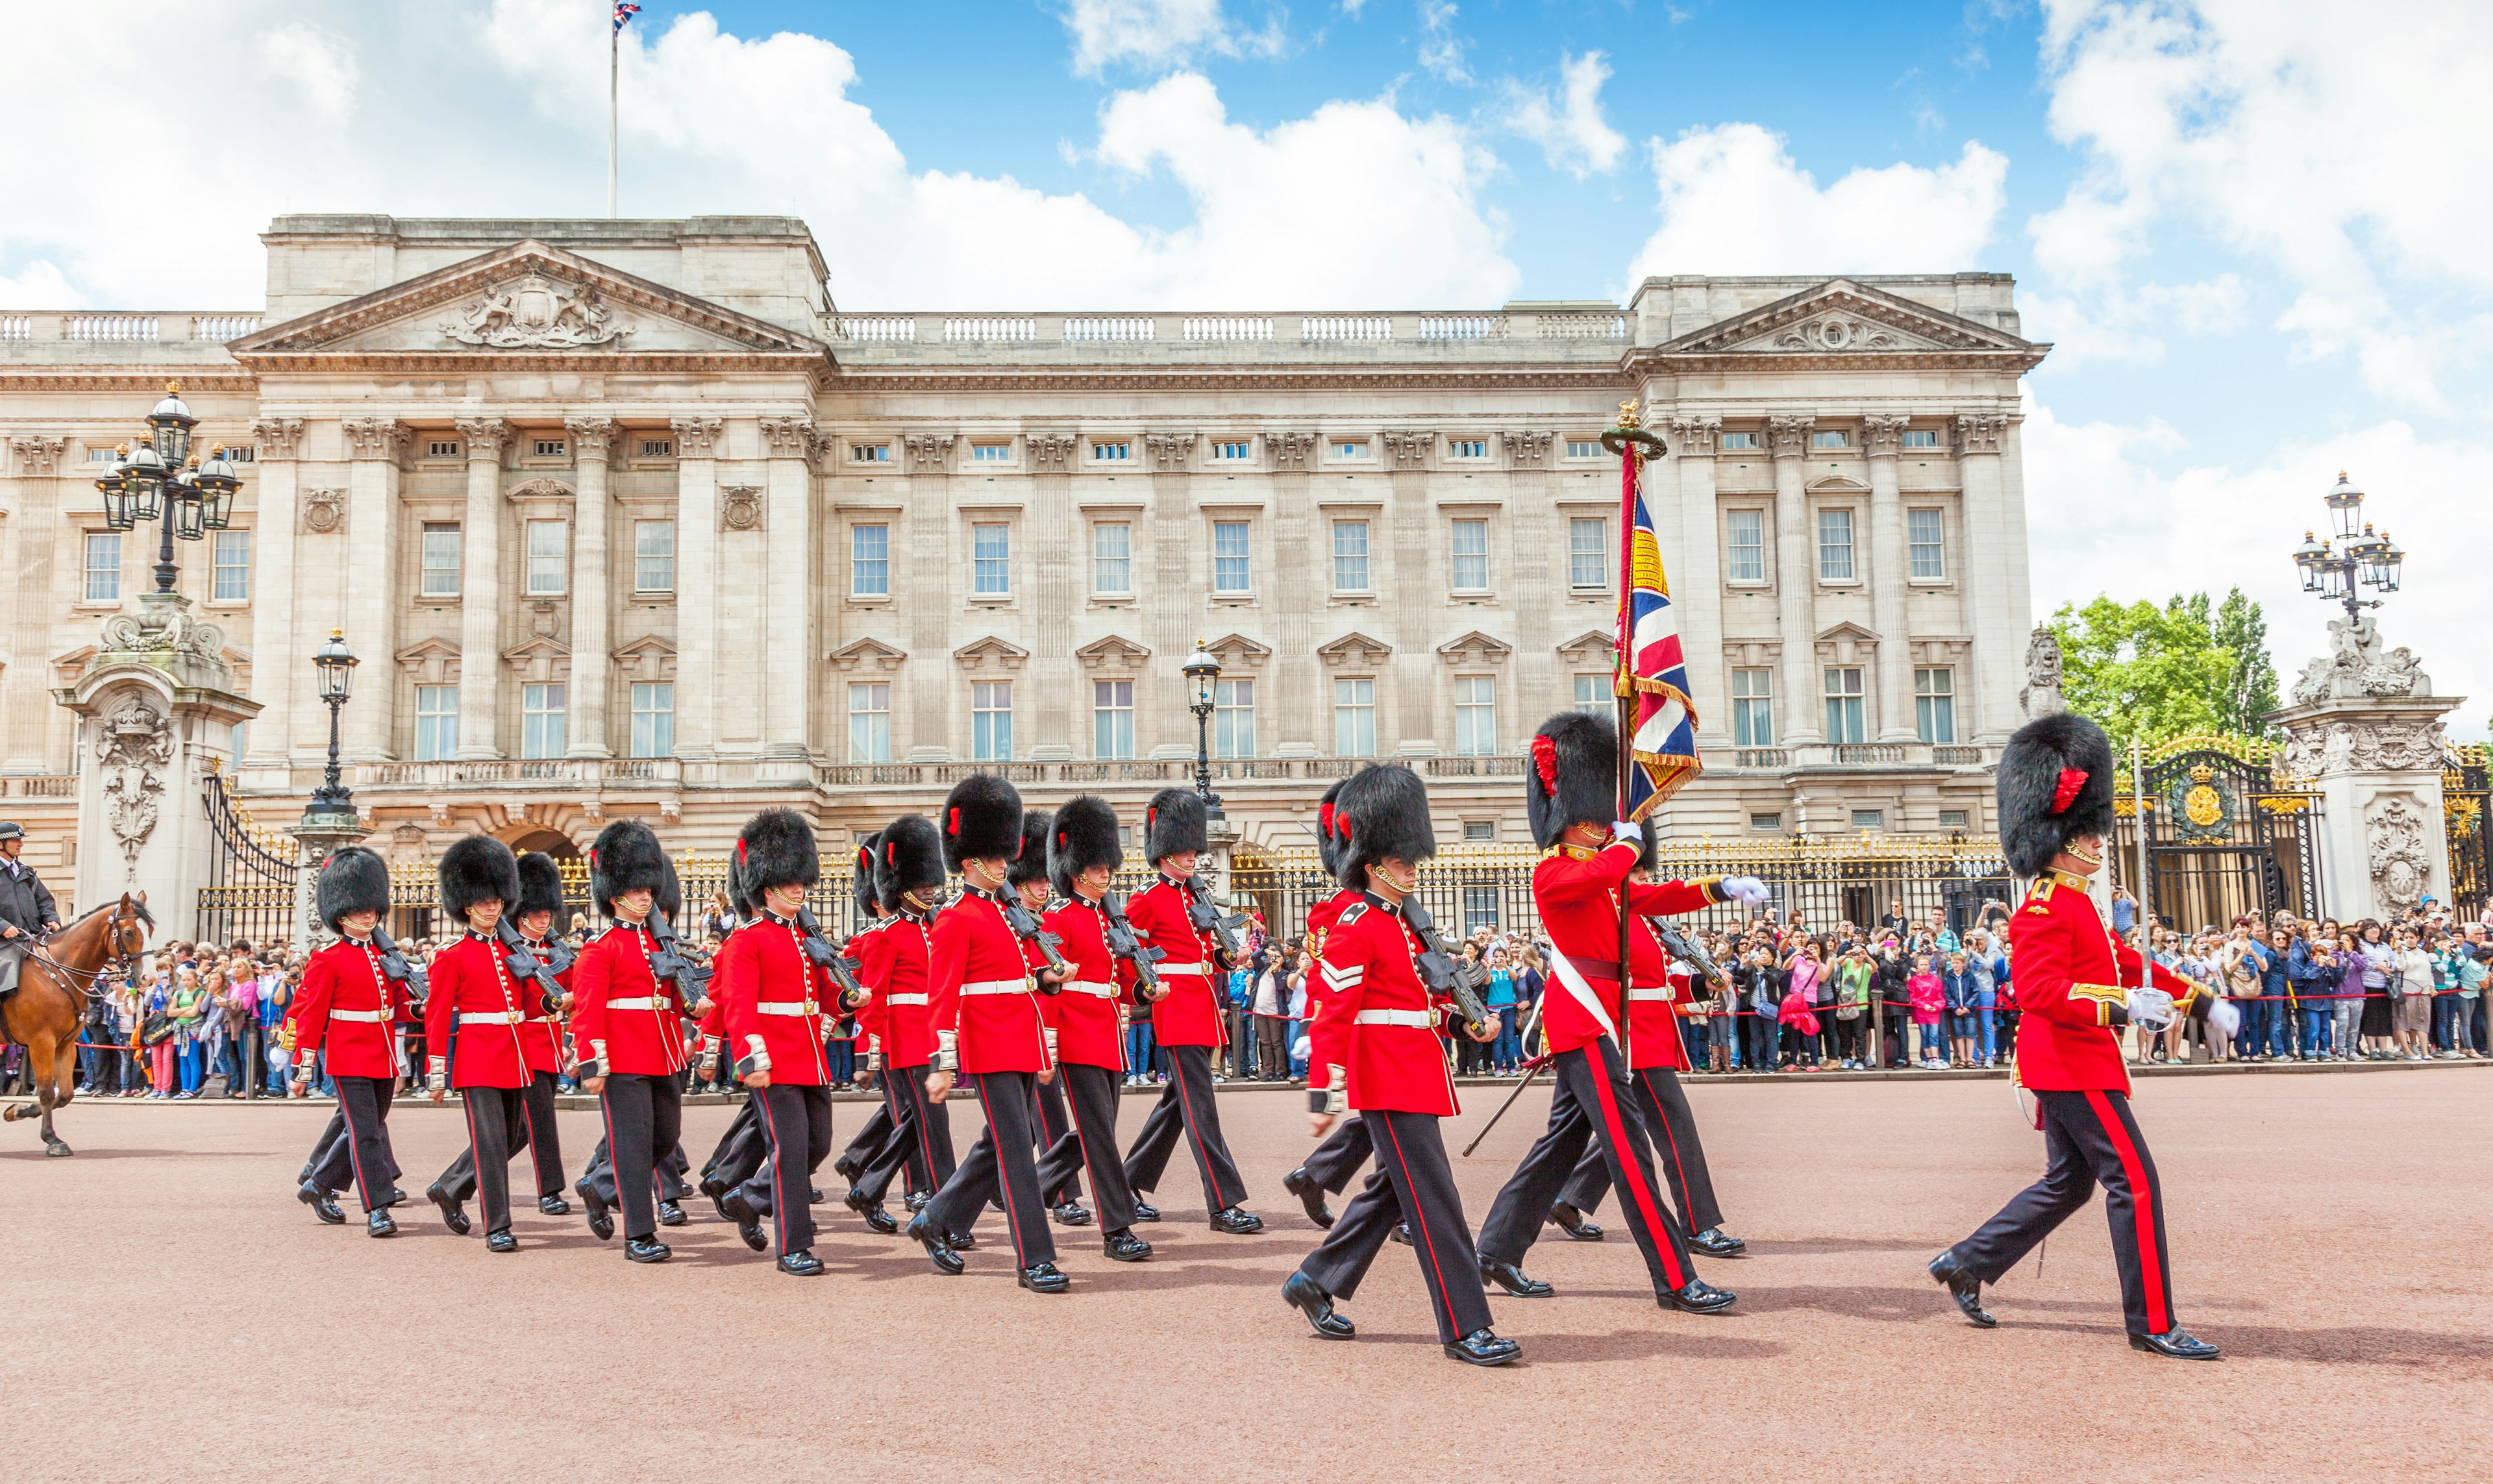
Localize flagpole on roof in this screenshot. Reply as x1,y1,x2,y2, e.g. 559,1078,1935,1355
608,13,619,217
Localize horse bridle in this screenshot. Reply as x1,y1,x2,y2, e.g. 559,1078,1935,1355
26,906,145,1001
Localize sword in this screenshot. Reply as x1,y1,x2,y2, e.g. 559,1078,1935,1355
1460,996,1548,1157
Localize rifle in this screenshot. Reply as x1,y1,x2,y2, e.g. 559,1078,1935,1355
647,908,711,1005
1182,876,1250,963
1652,921,1730,992
371,928,427,1005
497,919,569,1010
1398,897,1493,1037
1100,890,1166,1001
999,894,1069,993
793,906,870,1010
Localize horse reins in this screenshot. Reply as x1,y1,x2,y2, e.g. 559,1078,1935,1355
25,908,145,1001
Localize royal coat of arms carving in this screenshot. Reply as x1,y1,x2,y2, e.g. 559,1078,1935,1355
441,274,632,349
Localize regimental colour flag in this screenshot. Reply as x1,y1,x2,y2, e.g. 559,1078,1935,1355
1614,419,1704,821
614,3,641,32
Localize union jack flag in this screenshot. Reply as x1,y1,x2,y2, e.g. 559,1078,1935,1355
614,3,641,32
1613,409,1704,820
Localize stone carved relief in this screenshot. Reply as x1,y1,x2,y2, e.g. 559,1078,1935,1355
1771,316,1908,352
2365,795,2435,915
1859,413,1913,456
8,436,67,476
440,274,632,348
2018,625,2066,721
250,418,306,460
1145,433,1193,471
1952,414,2007,456
669,417,724,458
95,693,172,881
451,418,512,459
1270,432,1315,471
1663,419,1717,457
719,486,765,532
340,418,408,461
1382,431,1435,469
301,489,347,535
904,434,954,473
2281,716,2448,779
758,416,815,458
101,606,227,666
1025,434,1076,471
562,417,619,460
2290,613,2429,704
1502,430,1555,465
1765,414,1816,456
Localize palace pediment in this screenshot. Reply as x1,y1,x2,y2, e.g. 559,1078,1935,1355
1654,278,2037,359
229,239,830,365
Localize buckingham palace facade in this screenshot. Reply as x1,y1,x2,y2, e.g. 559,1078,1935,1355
0,214,2046,871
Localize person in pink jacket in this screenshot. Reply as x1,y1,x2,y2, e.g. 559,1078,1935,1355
1906,955,1948,1069
1777,983,1822,1070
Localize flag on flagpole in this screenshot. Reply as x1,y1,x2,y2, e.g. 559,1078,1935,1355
614,3,641,32
1613,413,1704,821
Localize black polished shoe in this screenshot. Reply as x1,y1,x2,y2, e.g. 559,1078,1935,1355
298,1182,344,1226
1928,1250,1994,1328
425,1183,471,1237
902,1189,931,1213
1389,1222,1412,1246
1051,1200,1093,1227
485,1230,519,1254
1548,1202,1604,1242
366,1209,398,1239
625,1237,672,1264
809,1187,825,1205
1209,1205,1264,1235
1282,1166,1335,1228
656,1199,688,1228
2129,1328,2222,1360
538,1194,571,1217
845,1189,899,1234
719,1189,769,1253
1444,1328,1521,1367
949,1227,978,1250
1018,1261,1071,1294
1661,1278,1738,1314
580,1183,614,1242
778,1249,826,1278
1689,1226,1747,1258
1103,1228,1154,1262
1481,1257,1554,1298
383,1187,409,1208
1130,1199,1160,1223
906,1213,966,1275
1282,1272,1356,1340
832,1153,865,1184
699,1174,729,1203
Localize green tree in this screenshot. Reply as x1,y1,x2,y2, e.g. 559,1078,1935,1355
2047,595,2236,752
2210,587,2281,737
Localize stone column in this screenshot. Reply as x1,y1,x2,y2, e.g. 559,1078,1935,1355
5,436,67,771
2275,639,2464,920
1767,414,1821,745
242,418,305,782
338,418,407,762
1667,417,1726,746
1954,413,2013,743
1505,430,1556,717
564,417,617,758
1267,432,1319,754
1385,432,1437,752
759,416,817,767
1026,434,1078,758
906,434,957,761
1862,414,1915,741
670,417,723,760
452,419,511,760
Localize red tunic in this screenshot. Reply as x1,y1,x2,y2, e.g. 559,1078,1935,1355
929,889,1052,1076
1126,875,1224,1047
1625,918,1696,1072
1310,897,1457,1116
567,921,689,1076
422,932,541,1089
721,913,833,1086
1041,895,1134,1070
2009,870,2202,1094
1534,843,1724,1057
878,912,938,1069
850,917,895,1059
1299,887,1361,1095
288,937,414,1080
515,932,570,1076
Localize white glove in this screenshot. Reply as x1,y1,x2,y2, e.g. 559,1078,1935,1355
2125,986,2176,1030
2205,996,2241,1038
1720,876,1770,905
1292,1034,1312,1061
1611,820,1644,846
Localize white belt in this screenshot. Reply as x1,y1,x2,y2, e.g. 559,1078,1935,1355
1063,981,1117,998
960,979,1033,996
457,1011,523,1026
884,993,929,1006
1156,962,1209,976
605,996,669,1011
1354,1009,1437,1028
757,1002,819,1017
329,1009,387,1024
1626,987,1674,1002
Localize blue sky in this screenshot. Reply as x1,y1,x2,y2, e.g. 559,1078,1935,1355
5,1,2487,731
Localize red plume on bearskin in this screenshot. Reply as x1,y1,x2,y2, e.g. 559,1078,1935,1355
1998,712,2117,878
1524,711,1618,850
939,774,1023,871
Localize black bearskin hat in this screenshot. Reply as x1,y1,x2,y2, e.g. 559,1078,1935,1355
514,852,565,925
1007,810,1054,891
1048,795,1123,899
721,850,755,921
1998,711,2118,878
877,815,947,913
588,819,667,917
737,807,820,898
1333,763,1436,890
1314,775,1354,877
316,846,391,933
438,834,520,923
852,831,883,919
941,774,1024,871
1525,710,1618,850
656,856,686,926
1143,787,1208,863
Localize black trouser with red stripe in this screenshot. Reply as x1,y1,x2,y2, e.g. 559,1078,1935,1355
591,1074,683,1242
1297,1109,1491,1345
1122,1045,1247,1213
1034,1063,1140,1232
702,1097,768,1193
442,1070,566,1204
739,1082,834,1255
854,1063,953,1204
1554,1065,1725,1233
1476,1039,1696,1294
1950,1088,2177,1336
1032,1071,1082,1206
449,1085,525,1235
924,1070,1056,1268
306,1074,397,1214
1303,1112,1374,1194
838,1096,894,1174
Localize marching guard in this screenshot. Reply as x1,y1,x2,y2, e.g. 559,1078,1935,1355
828,832,900,1220
844,817,957,1230
1279,765,1516,1365
698,856,771,1214
1930,713,2223,1360
569,820,693,1263
418,836,538,1252
1119,789,1261,1234
286,847,414,1237
907,776,1069,1291
1006,810,1089,1226
432,850,576,1227
1030,795,1154,1262
1280,778,1375,1229
1472,712,1759,1311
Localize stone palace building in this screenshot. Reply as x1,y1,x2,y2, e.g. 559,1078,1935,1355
0,214,2046,878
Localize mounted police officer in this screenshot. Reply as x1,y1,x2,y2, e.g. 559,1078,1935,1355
0,821,61,998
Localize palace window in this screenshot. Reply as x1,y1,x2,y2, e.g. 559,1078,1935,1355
1726,509,1765,583
1720,431,1759,451
1463,821,1496,841
525,519,567,596
414,685,458,761
1213,521,1251,593
1817,509,1855,581
850,523,889,597
1824,667,1867,745
1332,521,1370,592
634,520,675,593
1333,678,1376,757
1211,439,1253,462
1750,813,1783,832
1811,430,1850,449
850,443,890,464
639,438,673,458
420,523,461,597
1852,810,1886,831
1564,438,1602,459
1332,439,1369,460
1450,519,1489,592
847,682,890,763
1907,508,1946,579
630,682,675,759
1448,438,1489,460
83,532,120,602
1462,886,1500,935
1091,440,1131,462
1574,674,1607,713
969,443,1011,464
1569,517,1607,589
1093,522,1132,595
971,681,1013,761
1916,667,1957,744
1454,675,1496,756
1733,668,1774,747
1214,678,1255,758
1093,680,1135,760
972,523,1011,596
212,530,250,602
521,683,566,760
532,438,567,458
1939,808,1970,829
1902,428,1941,449
426,439,461,459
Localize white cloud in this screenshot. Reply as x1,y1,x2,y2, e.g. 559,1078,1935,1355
1417,0,1470,83
2021,273,2247,365
1501,51,1627,179
1058,0,1284,75
0,261,77,309
2029,0,2493,408
2022,395,2485,737
1624,124,2008,280
259,22,361,123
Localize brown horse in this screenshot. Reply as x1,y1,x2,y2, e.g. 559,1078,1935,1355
0,892,151,1156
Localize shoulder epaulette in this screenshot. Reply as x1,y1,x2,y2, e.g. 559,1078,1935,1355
1339,901,1369,926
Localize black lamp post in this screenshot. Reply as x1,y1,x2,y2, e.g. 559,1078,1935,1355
308,628,358,815
93,382,237,594
1183,639,1224,821
2291,472,2403,624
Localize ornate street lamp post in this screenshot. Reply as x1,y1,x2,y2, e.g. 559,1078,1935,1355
1184,639,1224,821
2291,472,2403,625
308,629,359,819
93,383,238,594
